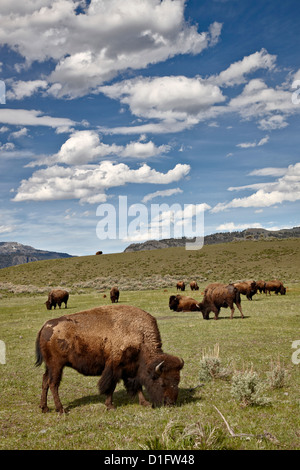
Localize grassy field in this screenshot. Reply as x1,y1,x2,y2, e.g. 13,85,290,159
0,239,300,450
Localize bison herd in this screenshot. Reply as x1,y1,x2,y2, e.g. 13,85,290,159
169,279,286,320
37,277,286,413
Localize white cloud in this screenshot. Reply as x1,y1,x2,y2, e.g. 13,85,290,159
99,75,225,133
258,115,289,130
13,161,190,204
211,162,300,212
217,222,263,231
0,109,75,131
249,167,287,177
9,127,28,139
237,135,269,148
29,130,171,166
0,0,222,98
209,49,276,87
142,187,183,203
7,80,48,100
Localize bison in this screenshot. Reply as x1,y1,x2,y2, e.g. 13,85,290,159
176,281,185,291
233,281,257,300
169,294,201,312
45,289,69,310
256,280,266,294
265,280,286,295
198,283,244,320
190,281,199,291
110,286,119,303
35,305,184,413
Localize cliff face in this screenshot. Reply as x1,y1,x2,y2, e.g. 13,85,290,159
0,242,73,269
124,227,300,252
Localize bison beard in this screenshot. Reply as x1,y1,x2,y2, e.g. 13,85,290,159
35,305,184,413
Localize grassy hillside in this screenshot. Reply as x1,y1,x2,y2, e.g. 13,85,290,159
0,238,299,295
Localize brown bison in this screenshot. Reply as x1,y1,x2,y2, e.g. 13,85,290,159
265,280,286,295
95,251,103,255
199,283,244,320
45,289,69,310
256,280,266,294
110,286,119,303
176,281,185,291
169,295,201,312
35,305,184,413
190,281,199,291
233,281,257,300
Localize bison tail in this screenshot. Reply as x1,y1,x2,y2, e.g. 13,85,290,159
35,332,44,367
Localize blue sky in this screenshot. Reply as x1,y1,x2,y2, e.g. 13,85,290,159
0,0,300,255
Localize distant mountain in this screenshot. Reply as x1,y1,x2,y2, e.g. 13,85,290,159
124,226,300,252
0,242,74,269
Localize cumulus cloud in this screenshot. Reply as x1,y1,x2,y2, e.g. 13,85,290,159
211,162,300,212
99,75,226,133
28,130,171,166
7,80,48,100
13,161,190,204
0,0,222,98
217,222,263,231
209,49,276,87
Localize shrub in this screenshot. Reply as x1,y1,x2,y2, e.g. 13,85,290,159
231,369,271,407
199,344,231,382
267,359,287,389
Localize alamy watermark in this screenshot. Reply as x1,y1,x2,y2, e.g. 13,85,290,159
292,80,300,105
0,80,5,104
291,340,300,365
96,196,204,250
0,340,6,364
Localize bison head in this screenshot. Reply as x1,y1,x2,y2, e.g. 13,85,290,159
45,300,52,310
169,295,180,311
145,355,184,406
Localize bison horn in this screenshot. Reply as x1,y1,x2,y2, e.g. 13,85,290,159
155,361,164,374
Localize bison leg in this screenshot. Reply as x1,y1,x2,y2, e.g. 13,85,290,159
138,390,151,407
40,368,50,413
48,367,64,413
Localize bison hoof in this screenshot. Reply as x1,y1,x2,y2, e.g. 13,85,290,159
40,405,50,413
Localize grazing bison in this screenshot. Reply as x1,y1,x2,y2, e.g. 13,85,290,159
110,286,119,303
256,280,266,294
233,281,257,300
199,283,244,320
35,305,184,413
190,281,199,291
176,281,185,291
169,295,201,312
95,251,103,255
45,289,69,310
265,280,286,295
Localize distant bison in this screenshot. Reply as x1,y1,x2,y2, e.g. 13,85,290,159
110,286,119,303
256,280,266,294
265,280,286,295
169,295,201,312
190,281,199,291
233,281,257,300
199,283,244,320
176,281,185,291
45,289,69,310
35,305,184,413
95,251,103,255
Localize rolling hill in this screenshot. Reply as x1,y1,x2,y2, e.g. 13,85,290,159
0,237,299,295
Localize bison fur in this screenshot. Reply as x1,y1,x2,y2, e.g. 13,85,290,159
199,283,244,320
45,289,69,310
35,305,184,413
169,295,201,312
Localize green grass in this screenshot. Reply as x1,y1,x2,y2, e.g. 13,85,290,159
0,239,300,449
0,286,299,450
